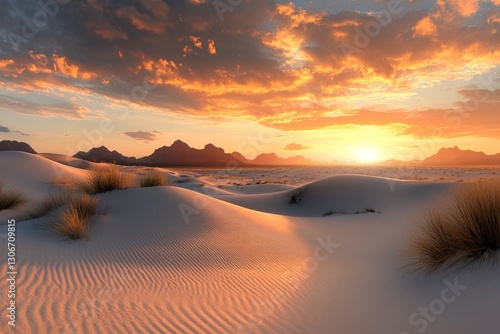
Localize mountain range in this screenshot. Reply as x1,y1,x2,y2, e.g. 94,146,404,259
1,140,500,166
73,140,316,166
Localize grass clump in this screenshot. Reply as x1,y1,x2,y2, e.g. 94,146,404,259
24,191,73,220
140,170,167,187
79,165,134,194
0,181,26,211
404,181,500,274
50,193,101,240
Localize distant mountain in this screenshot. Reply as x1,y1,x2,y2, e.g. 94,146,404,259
0,140,36,154
74,146,137,165
72,140,319,167
420,146,500,166
137,140,244,166
377,147,500,166
230,152,250,164
250,153,314,165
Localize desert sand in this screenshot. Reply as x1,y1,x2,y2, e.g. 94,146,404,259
1,151,500,334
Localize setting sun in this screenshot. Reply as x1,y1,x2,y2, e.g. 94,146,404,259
356,148,380,163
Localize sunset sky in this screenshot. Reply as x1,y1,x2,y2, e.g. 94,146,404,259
0,0,499,163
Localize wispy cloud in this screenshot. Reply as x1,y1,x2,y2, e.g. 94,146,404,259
284,143,310,151
0,125,10,133
0,95,92,120
122,130,162,142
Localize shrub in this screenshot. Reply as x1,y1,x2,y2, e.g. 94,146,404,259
0,181,26,211
140,170,167,187
404,181,500,274
79,165,134,194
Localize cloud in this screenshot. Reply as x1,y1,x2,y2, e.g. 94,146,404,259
0,59,14,68
208,39,217,54
123,130,162,142
0,125,30,136
0,0,499,141
0,95,92,120
284,143,310,151
52,54,96,80
115,0,170,34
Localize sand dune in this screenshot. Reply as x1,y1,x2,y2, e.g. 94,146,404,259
1,152,500,333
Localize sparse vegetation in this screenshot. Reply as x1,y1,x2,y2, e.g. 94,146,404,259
288,191,303,205
79,165,134,194
323,208,380,216
49,193,101,240
0,181,26,211
404,181,500,274
24,191,73,220
354,208,381,214
140,170,167,187
322,210,348,216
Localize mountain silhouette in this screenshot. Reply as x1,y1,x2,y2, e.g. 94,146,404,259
0,140,36,154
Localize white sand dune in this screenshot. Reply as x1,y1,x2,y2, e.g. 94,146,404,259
216,174,451,217
1,152,500,334
39,153,100,170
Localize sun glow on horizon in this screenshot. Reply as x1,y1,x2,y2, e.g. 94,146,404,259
355,147,380,164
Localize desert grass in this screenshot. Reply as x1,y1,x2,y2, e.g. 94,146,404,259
322,210,348,216
0,181,26,211
24,191,73,220
79,165,135,194
50,193,100,240
140,170,167,187
404,181,500,274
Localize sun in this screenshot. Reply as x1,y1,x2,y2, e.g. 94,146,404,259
356,148,379,163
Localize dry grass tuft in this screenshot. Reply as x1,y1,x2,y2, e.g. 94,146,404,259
24,191,73,220
0,181,27,211
404,181,500,274
49,193,101,240
140,170,167,187
79,165,135,194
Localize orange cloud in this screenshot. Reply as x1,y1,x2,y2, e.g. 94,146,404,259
208,39,217,55
276,3,324,28
189,36,203,49
413,17,437,36
0,59,14,69
284,143,310,151
441,0,481,17
52,54,96,80
28,51,48,65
